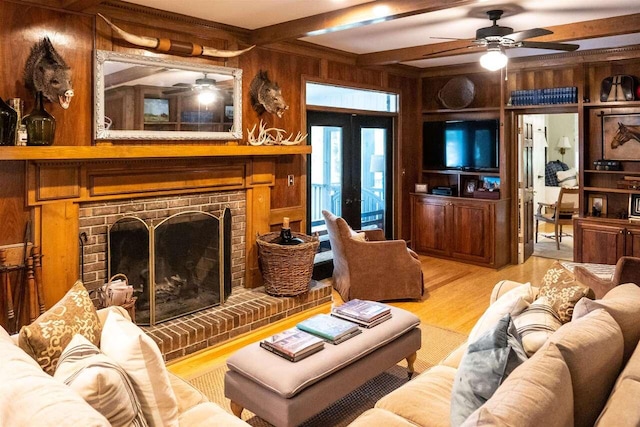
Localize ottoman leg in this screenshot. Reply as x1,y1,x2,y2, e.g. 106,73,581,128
230,401,244,418
406,352,417,379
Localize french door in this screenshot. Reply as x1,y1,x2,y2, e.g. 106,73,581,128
307,111,393,240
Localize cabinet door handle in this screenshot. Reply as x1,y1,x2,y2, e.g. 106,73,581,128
620,229,625,234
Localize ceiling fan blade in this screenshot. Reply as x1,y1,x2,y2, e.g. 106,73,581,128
429,36,471,41
506,28,552,42
519,41,579,51
423,45,476,57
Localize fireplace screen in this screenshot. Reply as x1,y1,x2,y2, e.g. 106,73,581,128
109,208,231,325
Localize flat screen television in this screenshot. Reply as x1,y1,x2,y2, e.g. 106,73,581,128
423,119,499,171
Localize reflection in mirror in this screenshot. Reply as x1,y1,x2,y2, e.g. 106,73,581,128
95,50,242,140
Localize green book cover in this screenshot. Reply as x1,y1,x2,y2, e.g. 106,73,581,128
297,313,360,341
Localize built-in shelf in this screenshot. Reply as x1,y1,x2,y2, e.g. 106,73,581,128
421,169,500,176
0,144,312,161
584,169,640,176
584,100,640,108
583,186,640,195
422,107,500,114
504,104,579,111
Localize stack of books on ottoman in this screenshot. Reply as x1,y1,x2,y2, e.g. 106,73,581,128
260,328,325,362
331,299,392,328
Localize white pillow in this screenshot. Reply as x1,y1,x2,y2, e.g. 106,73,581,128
513,296,563,356
557,168,578,187
468,283,537,343
351,232,367,242
100,311,179,427
54,334,147,427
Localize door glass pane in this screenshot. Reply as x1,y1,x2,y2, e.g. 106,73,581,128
310,125,342,236
361,127,386,230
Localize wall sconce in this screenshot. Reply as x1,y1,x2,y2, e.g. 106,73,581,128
557,136,571,161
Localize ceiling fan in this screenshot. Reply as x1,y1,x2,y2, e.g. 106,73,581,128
163,74,218,96
428,10,580,70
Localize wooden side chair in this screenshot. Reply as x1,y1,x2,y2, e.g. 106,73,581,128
535,187,579,250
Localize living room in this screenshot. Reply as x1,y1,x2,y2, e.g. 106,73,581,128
1,1,640,426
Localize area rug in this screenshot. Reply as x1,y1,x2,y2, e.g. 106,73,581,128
533,234,573,261
186,324,467,427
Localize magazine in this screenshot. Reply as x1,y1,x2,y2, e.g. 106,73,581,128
296,314,360,342
259,341,324,362
331,311,392,328
261,328,324,361
332,299,391,322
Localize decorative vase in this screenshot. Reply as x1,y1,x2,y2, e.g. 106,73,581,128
22,92,55,146
0,96,18,146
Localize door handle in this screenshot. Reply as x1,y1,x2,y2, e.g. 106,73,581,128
345,199,352,205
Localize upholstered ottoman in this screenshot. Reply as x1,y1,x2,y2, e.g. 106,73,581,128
224,306,421,427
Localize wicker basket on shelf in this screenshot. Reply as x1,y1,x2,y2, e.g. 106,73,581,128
256,232,319,296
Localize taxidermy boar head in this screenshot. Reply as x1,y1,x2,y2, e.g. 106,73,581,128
24,37,74,109
249,70,289,118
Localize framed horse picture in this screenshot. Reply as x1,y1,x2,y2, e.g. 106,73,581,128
602,113,640,161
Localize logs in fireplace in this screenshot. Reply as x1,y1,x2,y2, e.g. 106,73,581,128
108,208,231,325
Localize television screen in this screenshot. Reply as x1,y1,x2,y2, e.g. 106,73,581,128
423,119,499,170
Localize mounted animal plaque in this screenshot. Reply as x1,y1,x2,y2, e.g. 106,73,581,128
600,75,636,102
24,37,74,109
249,70,289,118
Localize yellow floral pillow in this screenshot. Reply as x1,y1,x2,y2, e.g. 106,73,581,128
539,261,594,323
18,281,101,375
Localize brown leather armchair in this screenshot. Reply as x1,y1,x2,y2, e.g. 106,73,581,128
574,256,640,298
322,210,423,302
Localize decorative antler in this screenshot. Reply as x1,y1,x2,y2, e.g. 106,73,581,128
247,120,307,146
98,14,254,58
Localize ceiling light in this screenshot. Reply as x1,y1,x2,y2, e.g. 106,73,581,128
480,46,508,71
198,89,217,105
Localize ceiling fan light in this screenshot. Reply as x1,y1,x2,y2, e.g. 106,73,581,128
198,89,217,105
480,49,508,71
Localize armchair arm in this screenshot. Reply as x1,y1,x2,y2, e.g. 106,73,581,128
574,266,614,299
359,228,385,241
490,280,529,304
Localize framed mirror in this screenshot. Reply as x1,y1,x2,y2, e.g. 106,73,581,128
94,50,242,141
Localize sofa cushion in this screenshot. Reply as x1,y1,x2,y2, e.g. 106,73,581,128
468,282,536,343
100,310,179,427
596,341,640,426
347,408,419,427
54,334,147,427
18,280,102,375
550,309,623,427
573,283,640,364
168,372,208,414
513,296,563,356
178,402,253,427
0,332,110,426
539,261,594,323
376,364,456,427
462,342,573,427
450,314,527,426
0,325,12,344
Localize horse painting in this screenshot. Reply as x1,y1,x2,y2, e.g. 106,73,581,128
611,122,640,149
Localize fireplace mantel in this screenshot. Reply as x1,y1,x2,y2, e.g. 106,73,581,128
0,145,311,161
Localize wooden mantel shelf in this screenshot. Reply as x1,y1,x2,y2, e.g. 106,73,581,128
0,144,311,161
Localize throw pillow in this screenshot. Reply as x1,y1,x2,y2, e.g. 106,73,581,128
0,336,110,426
100,310,179,427
573,283,640,364
539,261,594,323
513,296,563,356
462,342,574,427
18,280,101,375
468,282,536,343
350,232,368,242
550,309,623,427
557,168,578,187
54,334,148,427
450,314,528,427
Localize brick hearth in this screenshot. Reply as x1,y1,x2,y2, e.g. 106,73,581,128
143,280,332,361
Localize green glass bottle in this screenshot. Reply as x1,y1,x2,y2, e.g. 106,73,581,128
0,96,18,146
22,92,55,146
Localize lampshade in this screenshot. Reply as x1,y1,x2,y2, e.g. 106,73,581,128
534,131,548,147
480,47,508,71
558,136,572,149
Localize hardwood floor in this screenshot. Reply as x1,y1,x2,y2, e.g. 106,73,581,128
168,255,556,378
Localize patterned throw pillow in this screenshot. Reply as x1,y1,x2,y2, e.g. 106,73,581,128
539,261,594,323
18,280,101,375
54,334,148,427
514,296,563,356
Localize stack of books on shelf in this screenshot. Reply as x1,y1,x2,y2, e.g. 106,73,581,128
260,328,325,362
296,314,362,345
510,87,577,106
331,299,392,328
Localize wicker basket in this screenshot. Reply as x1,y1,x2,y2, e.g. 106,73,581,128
256,232,319,296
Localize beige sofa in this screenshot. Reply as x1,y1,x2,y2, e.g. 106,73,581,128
348,279,640,427
0,305,249,427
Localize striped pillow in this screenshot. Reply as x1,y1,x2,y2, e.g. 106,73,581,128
556,169,578,188
514,296,563,356
54,334,148,427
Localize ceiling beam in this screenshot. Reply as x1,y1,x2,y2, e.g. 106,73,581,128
249,0,477,46
356,13,640,66
61,0,106,12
